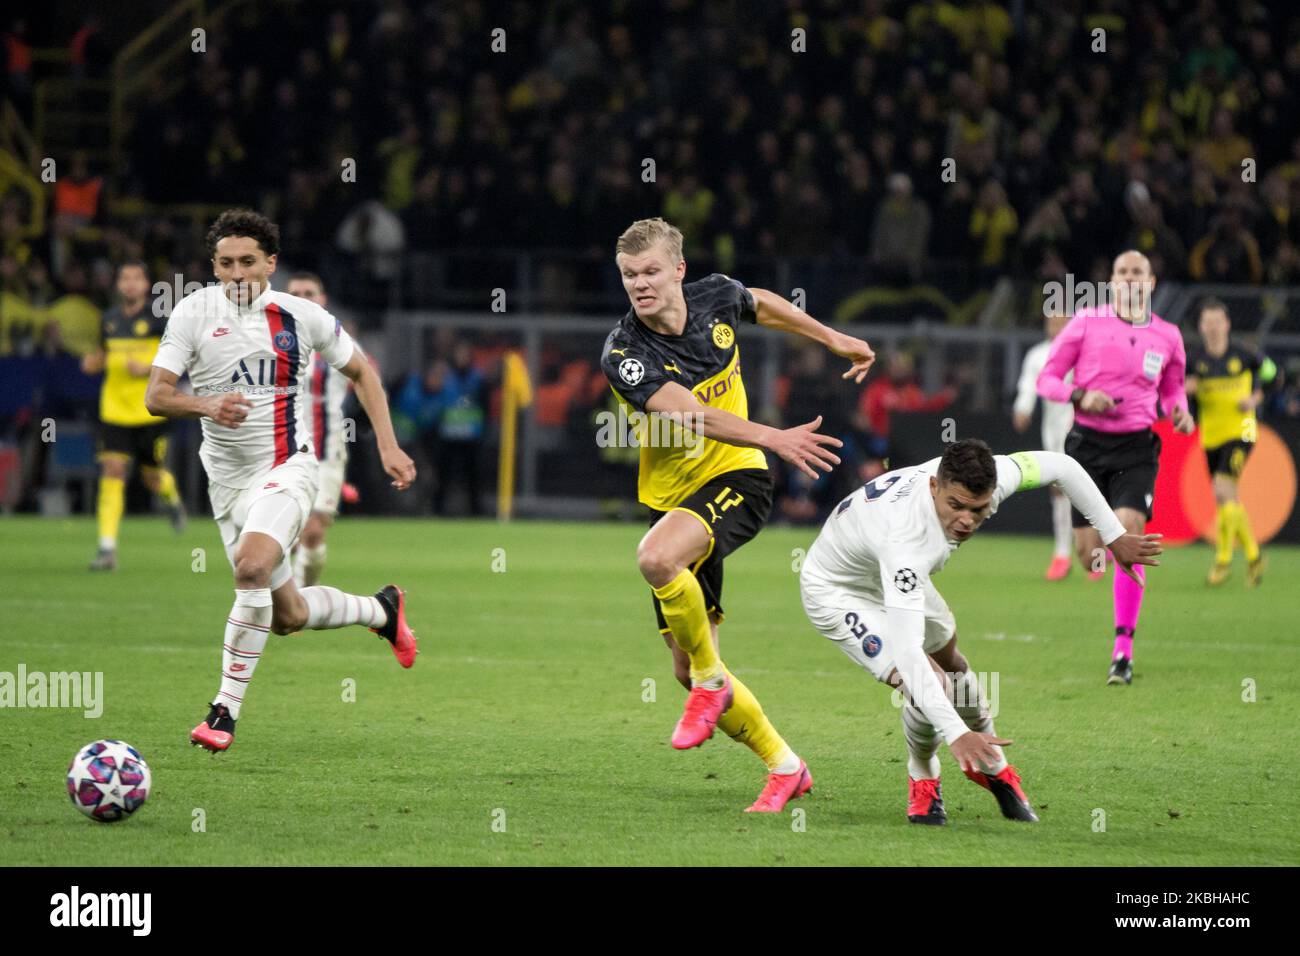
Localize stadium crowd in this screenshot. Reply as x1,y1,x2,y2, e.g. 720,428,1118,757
4,0,1300,516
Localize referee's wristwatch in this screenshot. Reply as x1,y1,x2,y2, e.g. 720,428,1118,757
1069,387,1086,407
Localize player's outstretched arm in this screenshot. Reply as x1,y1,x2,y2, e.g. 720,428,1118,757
644,380,842,479
889,608,1010,773
339,350,415,491
1008,450,1162,581
750,288,875,383
145,366,250,426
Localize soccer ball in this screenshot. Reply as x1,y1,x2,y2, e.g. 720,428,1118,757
66,740,152,823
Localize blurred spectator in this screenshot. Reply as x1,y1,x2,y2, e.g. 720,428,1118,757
969,179,1018,272
398,342,488,516
859,352,957,440
869,173,930,283
1189,202,1264,283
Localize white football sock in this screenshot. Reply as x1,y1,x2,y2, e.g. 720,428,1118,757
951,669,1007,775
902,701,941,780
216,588,272,719
772,750,802,775
299,586,386,630
1052,493,1073,558
293,542,327,588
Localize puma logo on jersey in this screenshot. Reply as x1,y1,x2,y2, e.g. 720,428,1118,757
664,362,682,374
213,327,231,337
609,348,628,357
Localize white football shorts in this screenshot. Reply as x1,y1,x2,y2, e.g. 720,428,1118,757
801,580,956,684
209,452,319,590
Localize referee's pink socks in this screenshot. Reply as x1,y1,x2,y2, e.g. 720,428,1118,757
1112,561,1144,660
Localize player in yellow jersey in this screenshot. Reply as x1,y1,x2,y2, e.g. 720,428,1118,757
81,261,186,570
1186,298,1275,587
600,218,875,811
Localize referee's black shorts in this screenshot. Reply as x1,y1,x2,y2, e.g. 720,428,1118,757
1063,424,1161,527
648,468,773,630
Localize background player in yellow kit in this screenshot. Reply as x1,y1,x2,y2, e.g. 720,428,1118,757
81,261,185,570
1186,298,1276,587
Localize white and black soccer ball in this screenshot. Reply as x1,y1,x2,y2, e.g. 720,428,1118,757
66,740,151,823
893,568,918,593
618,357,645,386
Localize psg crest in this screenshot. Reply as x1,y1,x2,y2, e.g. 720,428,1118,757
893,568,918,593
862,633,882,658
274,329,297,351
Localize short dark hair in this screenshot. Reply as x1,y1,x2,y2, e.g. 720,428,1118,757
205,208,280,258
1198,296,1230,320
116,259,149,280
937,438,997,495
288,271,325,292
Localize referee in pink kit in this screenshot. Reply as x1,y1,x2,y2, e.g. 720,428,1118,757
1037,250,1195,686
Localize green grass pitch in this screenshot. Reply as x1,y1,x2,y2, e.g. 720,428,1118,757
1,515,1296,866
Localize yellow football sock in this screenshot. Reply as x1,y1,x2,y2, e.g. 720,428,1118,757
97,475,125,547
652,570,723,685
1232,502,1260,562
1214,503,1234,564
151,468,180,506
717,669,796,772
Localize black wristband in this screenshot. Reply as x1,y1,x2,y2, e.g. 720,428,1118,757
1070,387,1085,406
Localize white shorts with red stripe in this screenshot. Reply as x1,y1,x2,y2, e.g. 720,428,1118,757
210,451,320,589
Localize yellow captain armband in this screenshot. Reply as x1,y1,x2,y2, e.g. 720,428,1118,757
1009,451,1041,491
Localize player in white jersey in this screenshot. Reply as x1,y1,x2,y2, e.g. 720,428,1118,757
286,273,353,587
799,439,1161,825
1012,312,1078,581
145,209,419,753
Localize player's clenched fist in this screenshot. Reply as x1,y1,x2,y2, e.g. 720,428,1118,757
207,392,254,428
1078,389,1115,413
381,445,416,491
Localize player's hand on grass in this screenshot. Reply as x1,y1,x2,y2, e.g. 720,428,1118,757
949,730,1012,775
770,415,842,479
1079,389,1116,414
381,445,416,491
208,393,254,428
1110,531,1163,582
1171,405,1195,434
831,333,876,383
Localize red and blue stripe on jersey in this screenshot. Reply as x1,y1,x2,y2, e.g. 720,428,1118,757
311,359,329,460
265,302,301,466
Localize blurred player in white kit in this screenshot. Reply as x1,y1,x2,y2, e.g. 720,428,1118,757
1012,312,1081,580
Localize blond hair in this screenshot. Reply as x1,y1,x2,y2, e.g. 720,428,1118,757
615,217,683,263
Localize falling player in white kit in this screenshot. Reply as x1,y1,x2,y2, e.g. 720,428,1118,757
799,439,1161,824
1011,312,1079,581
286,273,353,588
145,210,419,753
